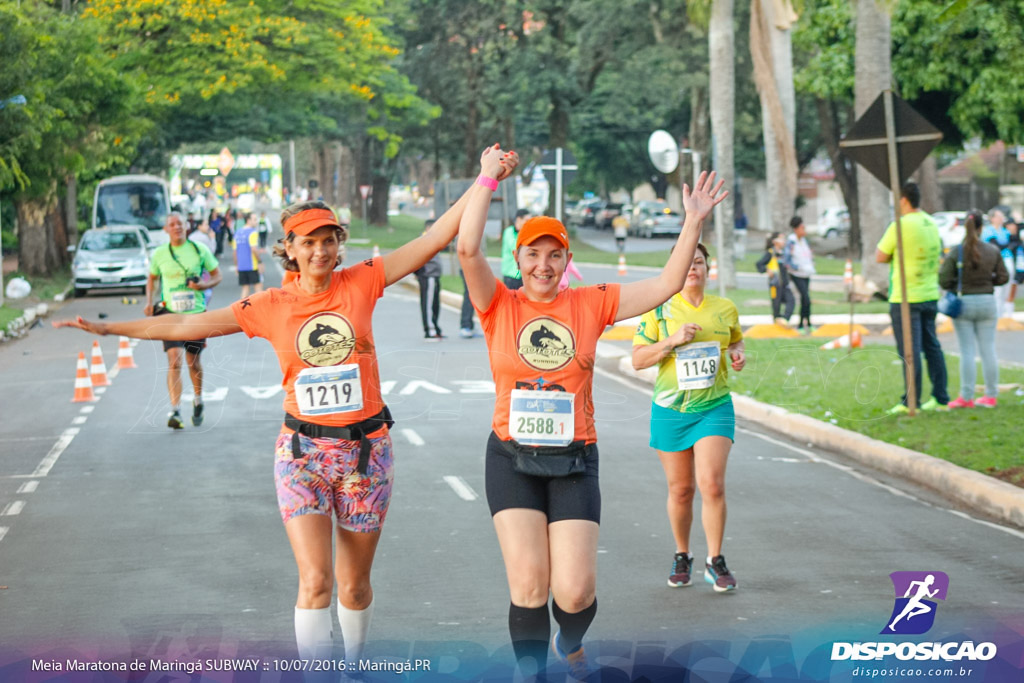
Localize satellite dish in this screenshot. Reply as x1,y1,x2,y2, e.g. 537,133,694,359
648,130,679,174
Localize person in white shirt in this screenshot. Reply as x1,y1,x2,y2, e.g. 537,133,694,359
783,216,816,333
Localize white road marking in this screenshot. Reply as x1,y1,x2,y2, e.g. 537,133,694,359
380,381,396,396
108,366,120,381
450,380,495,393
2,501,25,516
443,475,478,501
17,481,39,494
400,380,451,395
239,385,282,400
72,416,88,425
94,387,106,395
79,406,95,414
0,527,7,543
593,366,1024,540
401,429,425,446
30,427,79,478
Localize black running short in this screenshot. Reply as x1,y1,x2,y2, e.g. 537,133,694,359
238,269,260,286
484,431,601,524
162,339,206,355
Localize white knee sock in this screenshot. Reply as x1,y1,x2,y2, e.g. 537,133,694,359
294,606,333,660
337,598,374,662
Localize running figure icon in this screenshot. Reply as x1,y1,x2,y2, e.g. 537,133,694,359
882,571,949,635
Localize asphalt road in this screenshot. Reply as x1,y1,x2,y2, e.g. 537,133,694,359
0,243,1022,681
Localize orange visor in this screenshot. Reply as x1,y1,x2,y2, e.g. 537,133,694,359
282,208,343,236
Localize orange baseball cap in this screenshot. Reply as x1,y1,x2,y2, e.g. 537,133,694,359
515,216,570,250
282,208,344,236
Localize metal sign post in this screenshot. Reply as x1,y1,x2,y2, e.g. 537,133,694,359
540,148,578,224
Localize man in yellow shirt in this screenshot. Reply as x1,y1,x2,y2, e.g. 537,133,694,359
875,182,949,414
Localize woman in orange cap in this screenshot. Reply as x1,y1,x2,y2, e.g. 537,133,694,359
457,172,725,679
56,145,518,665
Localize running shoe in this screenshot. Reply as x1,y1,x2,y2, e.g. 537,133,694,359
920,398,949,411
424,332,439,342
947,397,974,409
551,631,589,681
886,403,909,416
668,552,693,588
459,328,475,339
975,396,998,408
704,555,737,592
167,410,184,430
192,401,204,427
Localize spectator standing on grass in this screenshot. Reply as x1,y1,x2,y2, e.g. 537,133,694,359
783,216,815,333
613,212,629,255
940,211,1009,409
756,231,795,326
984,206,1015,319
502,209,529,290
876,181,949,414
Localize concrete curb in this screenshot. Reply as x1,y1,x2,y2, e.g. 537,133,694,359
612,352,1024,529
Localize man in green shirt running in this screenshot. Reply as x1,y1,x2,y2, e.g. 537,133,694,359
501,209,529,289
875,182,949,414
146,213,223,429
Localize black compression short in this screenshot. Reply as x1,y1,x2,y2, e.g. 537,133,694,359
484,431,601,524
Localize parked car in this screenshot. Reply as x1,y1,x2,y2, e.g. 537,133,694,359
93,174,172,247
594,202,625,230
566,198,605,226
630,200,684,238
71,226,151,297
813,207,851,239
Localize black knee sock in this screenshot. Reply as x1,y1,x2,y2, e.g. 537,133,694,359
509,603,550,672
552,598,597,654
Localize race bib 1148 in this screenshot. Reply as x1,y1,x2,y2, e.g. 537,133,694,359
674,341,720,391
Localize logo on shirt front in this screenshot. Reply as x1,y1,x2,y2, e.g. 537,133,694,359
516,317,576,371
295,312,356,366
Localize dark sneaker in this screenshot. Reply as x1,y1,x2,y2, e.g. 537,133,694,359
433,330,445,340
551,631,589,681
192,401,204,427
167,410,184,430
424,332,439,342
668,552,693,587
704,554,737,592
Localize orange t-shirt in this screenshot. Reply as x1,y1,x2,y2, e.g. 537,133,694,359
477,279,620,445
230,257,386,427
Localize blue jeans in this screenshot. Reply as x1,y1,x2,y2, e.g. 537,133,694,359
889,300,949,406
952,294,999,399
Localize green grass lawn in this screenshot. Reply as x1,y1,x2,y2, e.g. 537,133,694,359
732,339,1024,486
727,288,891,317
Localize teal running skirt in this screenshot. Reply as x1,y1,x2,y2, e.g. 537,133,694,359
649,397,735,452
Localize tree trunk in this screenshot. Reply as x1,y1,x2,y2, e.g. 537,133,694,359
369,173,390,226
710,0,737,287
855,0,892,291
751,0,798,235
338,145,354,211
65,175,78,241
688,84,711,181
17,181,68,276
816,98,861,258
913,155,942,214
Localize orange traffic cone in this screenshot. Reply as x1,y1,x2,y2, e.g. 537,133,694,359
819,330,862,351
117,336,137,369
372,244,381,259
72,352,96,403
617,254,628,276
90,340,110,386
709,258,719,281
843,259,853,287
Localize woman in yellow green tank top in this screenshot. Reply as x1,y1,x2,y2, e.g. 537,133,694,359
632,243,745,593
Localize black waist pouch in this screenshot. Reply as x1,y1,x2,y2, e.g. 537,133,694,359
499,438,592,478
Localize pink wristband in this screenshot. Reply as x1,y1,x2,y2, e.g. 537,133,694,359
476,174,498,191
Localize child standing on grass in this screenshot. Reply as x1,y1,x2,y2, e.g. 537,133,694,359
755,231,794,326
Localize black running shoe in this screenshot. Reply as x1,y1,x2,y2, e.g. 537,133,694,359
167,410,184,430
192,401,204,427
668,552,693,587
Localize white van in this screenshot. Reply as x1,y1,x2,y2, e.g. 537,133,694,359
93,174,172,247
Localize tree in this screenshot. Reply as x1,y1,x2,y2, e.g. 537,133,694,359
709,0,737,287
855,0,893,291
0,3,141,276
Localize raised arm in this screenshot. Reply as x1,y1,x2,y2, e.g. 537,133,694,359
53,306,243,341
383,144,518,286
615,172,727,321
457,146,519,309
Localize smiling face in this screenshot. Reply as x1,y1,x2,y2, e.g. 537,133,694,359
517,235,569,300
284,226,341,279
